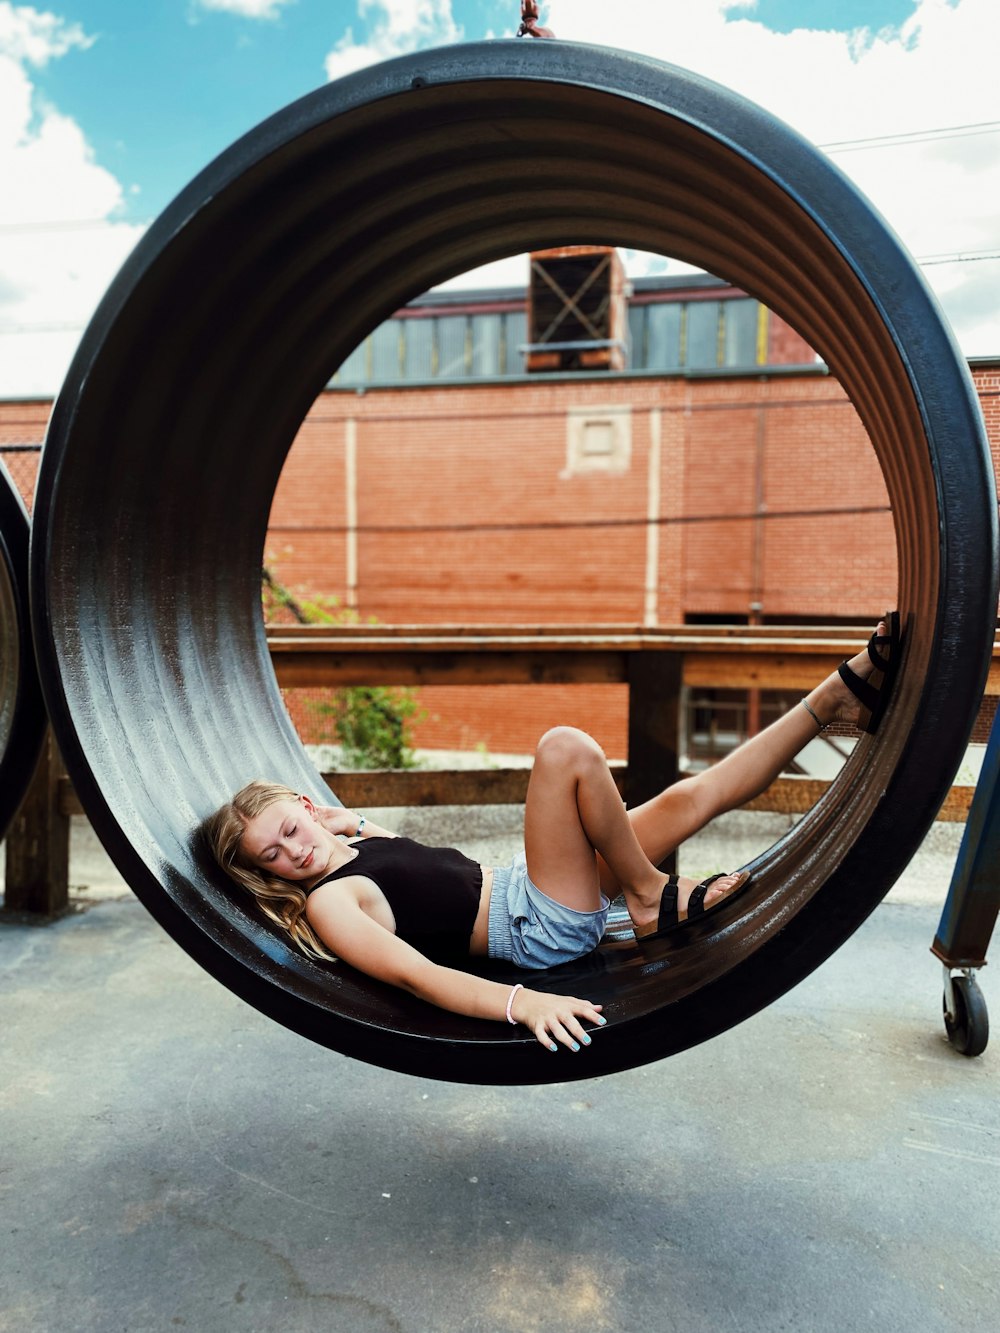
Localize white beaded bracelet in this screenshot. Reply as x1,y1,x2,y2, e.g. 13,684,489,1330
355,815,366,836
505,983,524,1025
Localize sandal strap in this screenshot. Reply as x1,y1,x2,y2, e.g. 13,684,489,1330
867,631,891,671
656,875,680,931
688,872,727,918
838,659,880,710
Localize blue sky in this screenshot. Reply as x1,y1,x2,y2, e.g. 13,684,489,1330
31,0,529,223
32,0,420,224
33,0,374,225
747,1,916,33
2,0,998,394
26,0,934,224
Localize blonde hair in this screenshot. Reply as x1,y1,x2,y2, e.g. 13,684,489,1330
202,779,336,962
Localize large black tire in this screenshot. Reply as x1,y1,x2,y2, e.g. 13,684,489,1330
30,42,998,1082
0,461,45,842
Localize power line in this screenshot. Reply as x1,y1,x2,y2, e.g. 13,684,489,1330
916,249,1000,267
2,247,997,339
0,217,145,236
820,119,1000,152
268,502,893,538
0,445,896,537
0,321,86,334
0,119,995,243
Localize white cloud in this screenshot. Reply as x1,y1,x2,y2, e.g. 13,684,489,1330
2,0,998,399
325,0,461,81
444,0,1000,356
0,5,144,396
0,1,90,64
194,0,296,18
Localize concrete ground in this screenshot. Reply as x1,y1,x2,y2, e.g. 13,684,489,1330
2,809,998,1333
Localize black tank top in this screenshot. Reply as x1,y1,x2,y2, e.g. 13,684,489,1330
309,837,483,957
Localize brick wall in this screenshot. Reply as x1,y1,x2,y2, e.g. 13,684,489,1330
977,365,1000,481
4,364,997,761
766,312,817,365
271,373,896,622
270,365,998,756
0,399,48,509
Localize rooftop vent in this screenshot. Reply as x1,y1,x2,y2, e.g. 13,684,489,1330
524,246,628,372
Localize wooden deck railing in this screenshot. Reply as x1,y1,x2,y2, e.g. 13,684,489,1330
4,625,989,917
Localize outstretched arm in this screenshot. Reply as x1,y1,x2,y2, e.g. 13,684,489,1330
306,880,605,1052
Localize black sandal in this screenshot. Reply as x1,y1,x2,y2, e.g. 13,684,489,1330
651,873,681,932
837,610,901,735
645,870,752,941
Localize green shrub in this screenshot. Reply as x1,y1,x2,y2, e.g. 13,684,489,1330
262,564,423,770
317,685,423,770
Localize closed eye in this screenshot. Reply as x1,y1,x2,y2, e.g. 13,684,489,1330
262,823,297,864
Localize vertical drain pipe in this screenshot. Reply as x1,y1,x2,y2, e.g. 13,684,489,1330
644,407,662,627
345,416,358,611
747,402,766,735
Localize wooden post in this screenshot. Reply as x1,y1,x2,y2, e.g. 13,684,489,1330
2,729,70,919
626,649,683,874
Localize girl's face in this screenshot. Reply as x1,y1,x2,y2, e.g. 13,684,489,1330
239,796,336,885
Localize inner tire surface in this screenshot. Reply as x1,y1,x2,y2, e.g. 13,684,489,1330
30,41,998,1083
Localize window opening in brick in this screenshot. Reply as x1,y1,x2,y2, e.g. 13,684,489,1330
565,406,632,474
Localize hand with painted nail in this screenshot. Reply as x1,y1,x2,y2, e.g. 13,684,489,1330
509,988,606,1052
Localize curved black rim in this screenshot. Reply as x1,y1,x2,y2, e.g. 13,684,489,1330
0,461,45,840
30,41,998,1082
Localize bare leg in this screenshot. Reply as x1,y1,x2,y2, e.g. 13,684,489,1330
614,620,890,879
522,726,745,933
524,620,889,936
523,727,660,910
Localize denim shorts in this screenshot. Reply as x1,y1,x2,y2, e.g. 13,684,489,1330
487,850,610,970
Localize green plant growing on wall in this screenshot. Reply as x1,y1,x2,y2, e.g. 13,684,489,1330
327,685,423,770
262,564,423,770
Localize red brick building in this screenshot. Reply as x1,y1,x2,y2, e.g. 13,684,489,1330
4,270,999,760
